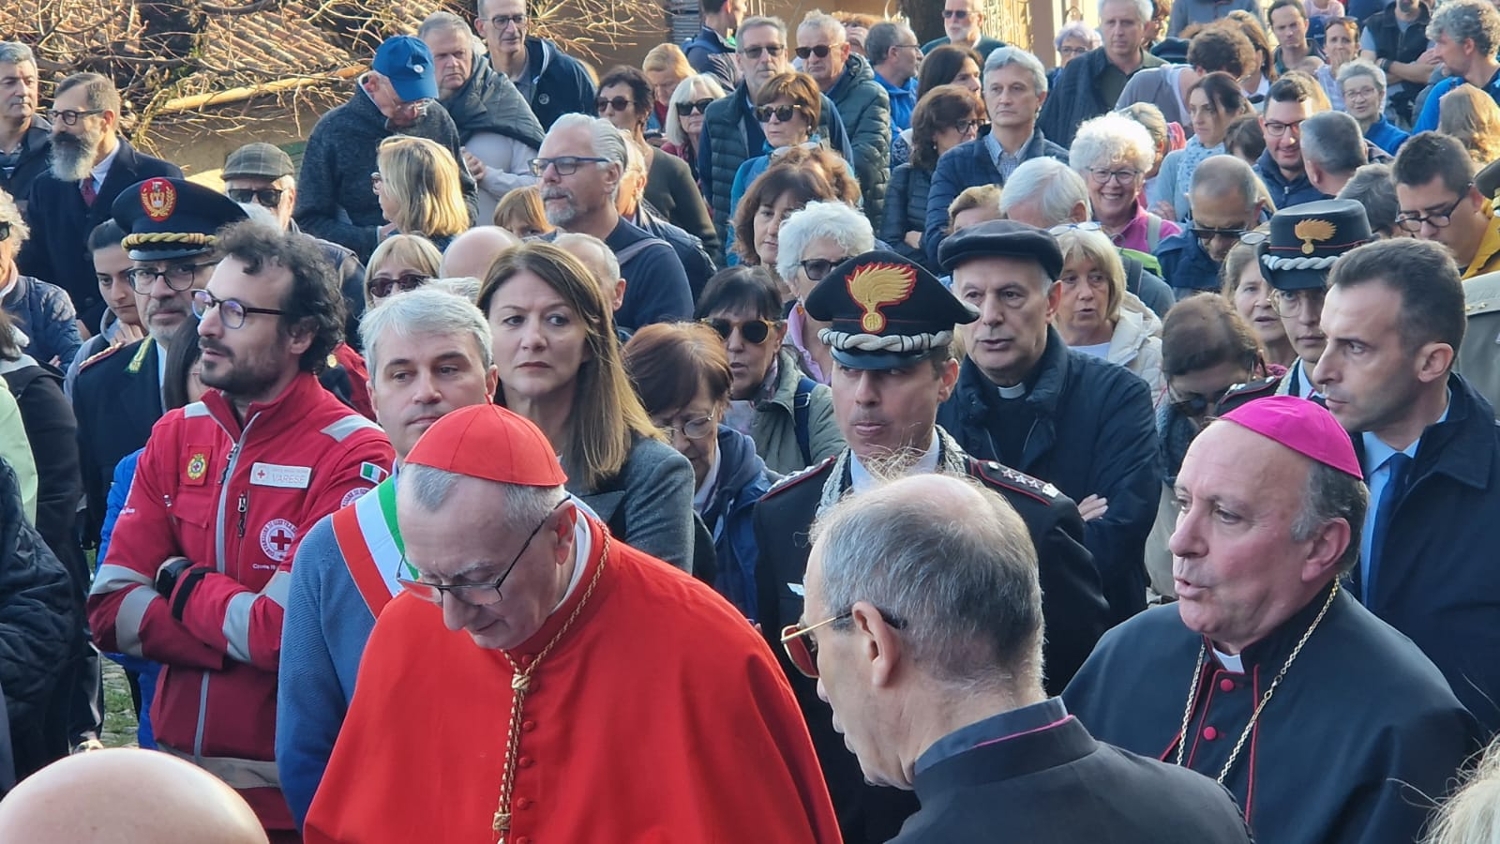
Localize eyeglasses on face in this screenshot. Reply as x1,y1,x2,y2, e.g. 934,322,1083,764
657,415,715,441
1058,45,1089,57
1047,222,1103,236
1343,85,1378,102
396,500,564,606
528,156,609,177
367,272,430,299
487,13,526,29
126,261,219,293
1086,167,1142,186
1270,287,1326,318
942,8,970,18
191,289,286,329
740,44,785,60
799,255,853,282
226,187,285,208
47,108,102,126
1395,184,1471,233
596,96,637,113
949,119,979,135
675,98,715,115
754,104,807,124
701,317,783,345
780,607,907,679
795,44,841,59
1191,225,1255,244
1262,118,1305,138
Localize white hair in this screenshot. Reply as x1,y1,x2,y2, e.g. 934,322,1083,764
998,158,1092,226
1338,59,1388,101
664,74,728,149
798,10,845,41
775,201,875,285
0,188,30,246
548,113,627,168
1055,21,1102,50
983,46,1048,96
359,286,495,374
1068,111,1155,173
1099,0,1152,23
399,463,564,534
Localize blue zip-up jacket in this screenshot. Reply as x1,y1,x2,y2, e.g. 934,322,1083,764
700,426,776,620
3,275,80,373
1414,68,1500,134
1153,229,1223,298
1255,149,1329,209
875,70,918,132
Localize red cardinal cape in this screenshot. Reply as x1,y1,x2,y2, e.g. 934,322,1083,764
304,515,842,844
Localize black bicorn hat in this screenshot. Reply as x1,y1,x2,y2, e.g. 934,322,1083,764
111,177,248,262
1256,199,1374,291
803,250,978,370
937,219,1066,281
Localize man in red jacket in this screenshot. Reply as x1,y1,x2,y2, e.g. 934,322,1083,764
87,216,394,842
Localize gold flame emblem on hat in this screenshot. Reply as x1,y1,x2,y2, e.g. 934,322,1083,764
140,178,176,223
847,262,917,333
1293,219,1335,255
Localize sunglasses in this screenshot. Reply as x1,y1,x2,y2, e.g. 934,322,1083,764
780,608,906,679
226,187,285,208
701,317,783,345
675,98,715,115
596,96,636,113
0,222,9,242
942,8,970,18
795,44,840,59
740,44,785,59
1168,384,1235,417
367,272,430,299
754,104,806,123
799,256,853,282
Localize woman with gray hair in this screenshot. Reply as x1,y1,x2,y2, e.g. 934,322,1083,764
776,201,875,385
1070,112,1182,254
0,188,80,367
1052,22,1102,89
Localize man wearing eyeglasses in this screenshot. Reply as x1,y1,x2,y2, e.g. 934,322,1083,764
797,13,890,229
795,473,1253,843
684,0,745,88
17,72,181,336
1155,155,1270,298
1254,74,1331,210
920,0,1007,56
475,0,596,131
88,218,393,843
1393,131,1500,278
754,248,1108,844
293,35,477,262
1039,0,1165,149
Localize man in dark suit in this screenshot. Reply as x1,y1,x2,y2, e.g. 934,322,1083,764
18,73,181,333
792,472,1253,844
753,249,1110,844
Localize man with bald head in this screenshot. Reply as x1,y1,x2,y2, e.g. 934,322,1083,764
1065,396,1477,844
438,224,519,279
554,231,627,315
1153,155,1269,297
0,749,267,843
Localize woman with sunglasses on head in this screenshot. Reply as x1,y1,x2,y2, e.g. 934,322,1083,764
479,241,696,571
884,85,982,268
364,234,441,310
889,44,985,168
1151,72,1251,221
729,163,840,287
662,74,727,186
372,136,470,254
693,266,843,474
596,66,716,253
622,322,779,617
1070,113,1182,255
1051,226,1166,401
776,201,877,388
1220,224,1296,367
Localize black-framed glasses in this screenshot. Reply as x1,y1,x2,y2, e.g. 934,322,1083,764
0,222,10,242
950,119,979,135
754,104,806,123
1262,118,1306,137
191,289,286,329
126,261,219,293
795,44,840,59
675,98,715,115
780,608,906,679
487,13,526,28
396,500,565,607
1270,287,1326,318
528,156,608,177
1058,44,1089,57
701,317,783,345
1191,225,1251,244
226,187,285,208
47,108,102,126
367,272,430,299
1086,167,1142,185
799,255,853,281
1395,184,1472,233
942,8,970,18
740,44,785,59
596,96,636,113
658,415,715,441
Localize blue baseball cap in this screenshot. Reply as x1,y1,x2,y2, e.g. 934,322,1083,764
373,35,438,103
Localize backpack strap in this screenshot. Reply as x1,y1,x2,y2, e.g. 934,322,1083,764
793,376,816,466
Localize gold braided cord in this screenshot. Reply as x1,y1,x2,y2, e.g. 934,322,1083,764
1173,583,1341,785
493,532,608,842
121,231,217,249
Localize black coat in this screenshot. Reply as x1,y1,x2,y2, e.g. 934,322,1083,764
71,337,163,545
894,715,1253,843
1351,373,1500,735
520,37,597,131
18,138,182,329
439,54,545,149
0,115,52,215
1037,47,1164,149
1065,586,1480,844
938,330,1160,623
752,448,1109,844
880,163,933,270
3,364,84,591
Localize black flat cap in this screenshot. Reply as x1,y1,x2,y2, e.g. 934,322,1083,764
938,220,1065,280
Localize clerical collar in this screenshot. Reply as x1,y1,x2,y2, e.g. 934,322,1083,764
996,381,1027,400
550,498,596,613
915,697,1069,775
849,430,940,493
1212,648,1244,673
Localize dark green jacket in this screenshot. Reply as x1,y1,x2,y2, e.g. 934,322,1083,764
827,55,891,230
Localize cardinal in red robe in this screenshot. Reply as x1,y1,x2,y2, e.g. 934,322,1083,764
303,404,841,844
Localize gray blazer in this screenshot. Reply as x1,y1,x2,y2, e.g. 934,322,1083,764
572,436,696,572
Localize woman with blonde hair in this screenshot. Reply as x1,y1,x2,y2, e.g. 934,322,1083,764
373,136,469,252
477,241,695,570
662,74,728,184
1424,736,1500,844
642,44,693,135
364,234,442,309
1439,84,1500,168
1050,225,1165,399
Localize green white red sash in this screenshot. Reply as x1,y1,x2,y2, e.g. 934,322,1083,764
330,478,410,618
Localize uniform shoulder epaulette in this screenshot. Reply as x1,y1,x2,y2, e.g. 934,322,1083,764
971,458,1062,503
762,455,835,498
1215,375,1281,414
76,341,129,373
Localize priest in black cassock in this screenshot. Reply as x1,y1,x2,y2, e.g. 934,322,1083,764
1064,395,1480,844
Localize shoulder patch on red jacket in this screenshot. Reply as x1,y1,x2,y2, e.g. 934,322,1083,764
761,455,835,500
970,458,1061,503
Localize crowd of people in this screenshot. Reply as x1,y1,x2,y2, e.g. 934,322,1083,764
0,0,1499,839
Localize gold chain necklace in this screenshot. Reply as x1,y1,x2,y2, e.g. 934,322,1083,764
1173,582,1339,785
492,532,608,841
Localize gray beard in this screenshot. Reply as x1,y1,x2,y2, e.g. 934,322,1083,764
49,139,95,182
545,202,580,227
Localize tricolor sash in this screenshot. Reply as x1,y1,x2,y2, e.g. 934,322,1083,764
330,479,410,617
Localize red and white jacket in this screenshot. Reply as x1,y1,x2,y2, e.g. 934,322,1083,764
87,371,393,832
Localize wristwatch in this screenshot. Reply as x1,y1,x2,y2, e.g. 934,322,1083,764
155,556,192,598
155,557,209,621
